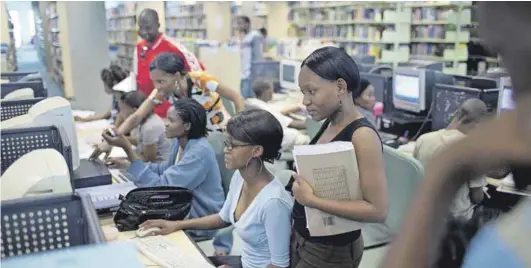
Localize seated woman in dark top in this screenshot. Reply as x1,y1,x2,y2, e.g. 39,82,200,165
286,46,388,268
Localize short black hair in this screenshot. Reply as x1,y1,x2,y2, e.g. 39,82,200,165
259,28,267,36
120,91,147,109
252,78,273,97
301,46,362,98
139,8,159,24
172,98,208,139
238,15,250,24
149,52,186,75
101,64,128,89
227,109,283,163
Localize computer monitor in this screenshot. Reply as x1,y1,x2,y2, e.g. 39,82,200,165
1,149,72,201
432,84,482,131
392,68,425,113
2,97,80,170
1,81,47,98
398,61,444,71
2,88,34,100
360,73,390,103
279,59,301,91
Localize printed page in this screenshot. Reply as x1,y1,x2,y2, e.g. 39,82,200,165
294,142,364,237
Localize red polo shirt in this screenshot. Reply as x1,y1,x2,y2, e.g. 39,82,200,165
135,33,204,118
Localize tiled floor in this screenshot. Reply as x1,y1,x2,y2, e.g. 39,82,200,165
15,44,63,97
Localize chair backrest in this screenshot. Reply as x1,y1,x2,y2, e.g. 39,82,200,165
264,162,292,187
305,119,323,140
362,145,424,247
206,131,234,196
382,145,424,230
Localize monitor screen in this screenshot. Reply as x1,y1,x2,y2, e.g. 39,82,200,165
282,64,296,83
394,74,420,104
500,87,515,113
432,86,481,131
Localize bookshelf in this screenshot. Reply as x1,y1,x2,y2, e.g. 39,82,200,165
230,1,268,39
40,1,111,113
106,2,137,72
1,2,17,72
287,1,412,65
165,2,231,42
34,7,46,63
286,1,477,74
407,1,472,75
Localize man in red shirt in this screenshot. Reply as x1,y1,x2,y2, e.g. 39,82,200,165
133,9,204,118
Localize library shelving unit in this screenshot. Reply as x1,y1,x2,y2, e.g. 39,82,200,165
34,10,46,63
287,1,412,66
40,1,111,113
406,1,473,75
1,2,17,72
106,2,137,72
230,1,268,39
165,1,231,43
46,1,63,88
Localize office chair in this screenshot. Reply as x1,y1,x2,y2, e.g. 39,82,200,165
362,145,424,249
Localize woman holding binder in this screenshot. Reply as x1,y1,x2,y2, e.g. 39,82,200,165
286,46,388,268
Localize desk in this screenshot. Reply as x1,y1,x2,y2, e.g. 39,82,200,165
74,115,210,267
99,215,210,267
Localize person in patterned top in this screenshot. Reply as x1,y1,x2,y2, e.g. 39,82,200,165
90,52,244,159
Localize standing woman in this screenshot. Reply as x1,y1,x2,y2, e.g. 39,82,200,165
286,46,388,268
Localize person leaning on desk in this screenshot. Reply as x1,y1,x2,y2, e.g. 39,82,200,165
103,98,225,243
90,52,245,159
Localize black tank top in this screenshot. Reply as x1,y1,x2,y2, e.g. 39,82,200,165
286,117,381,246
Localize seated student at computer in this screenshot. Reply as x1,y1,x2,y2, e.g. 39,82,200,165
74,64,129,125
286,47,387,268
139,109,293,268
413,99,488,220
91,52,245,159
109,91,171,163
247,78,310,151
353,78,377,126
103,98,225,242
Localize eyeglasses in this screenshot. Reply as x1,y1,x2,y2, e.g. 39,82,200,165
223,140,253,151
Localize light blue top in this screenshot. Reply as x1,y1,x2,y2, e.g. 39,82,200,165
219,171,294,268
240,30,263,79
462,198,531,268
127,138,225,240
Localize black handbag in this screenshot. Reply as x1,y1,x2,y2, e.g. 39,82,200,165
113,186,193,232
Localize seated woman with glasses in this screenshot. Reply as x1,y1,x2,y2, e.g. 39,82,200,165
103,98,225,242
138,109,294,268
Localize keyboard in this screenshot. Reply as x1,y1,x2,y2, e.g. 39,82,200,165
133,236,214,268
75,181,136,210
109,169,131,183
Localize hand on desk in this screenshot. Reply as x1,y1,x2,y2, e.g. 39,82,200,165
90,142,112,160
139,219,182,236
105,157,130,170
74,115,91,122
102,128,131,149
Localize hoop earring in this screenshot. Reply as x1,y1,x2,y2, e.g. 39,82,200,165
244,156,263,174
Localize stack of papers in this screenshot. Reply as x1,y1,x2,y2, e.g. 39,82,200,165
498,173,531,197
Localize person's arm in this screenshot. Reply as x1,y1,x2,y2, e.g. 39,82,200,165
114,113,125,128
280,105,301,116
75,108,111,122
288,120,306,130
217,83,245,113
142,144,158,163
127,136,139,146
469,176,486,204
116,93,157,135
262,199,292,268
125,144,207,188
304,128,388,222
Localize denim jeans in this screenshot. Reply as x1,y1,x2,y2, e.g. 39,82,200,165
212,226,235,253
240,78,253,99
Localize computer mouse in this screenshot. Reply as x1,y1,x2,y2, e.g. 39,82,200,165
135,226,161,238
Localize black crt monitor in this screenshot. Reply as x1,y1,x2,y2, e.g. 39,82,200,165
1,81,47,98
1,72,40,82
469,77,498,90
249,61,281,92
352,55,376,65
480,88,500,113
432,84,482,131
360,73,390,103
